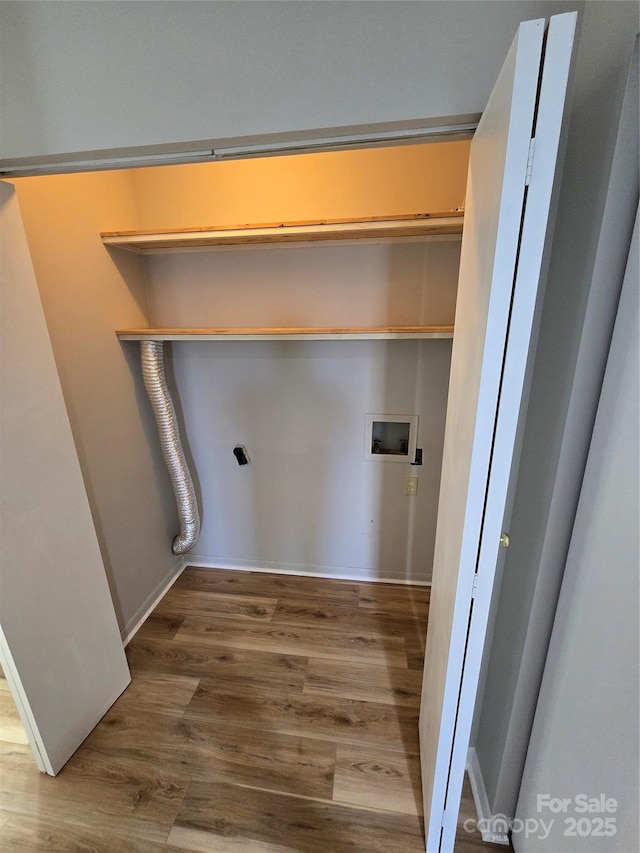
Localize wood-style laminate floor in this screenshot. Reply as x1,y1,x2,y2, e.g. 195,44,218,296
0,568,502,852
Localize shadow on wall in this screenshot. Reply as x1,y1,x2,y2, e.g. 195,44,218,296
373,242,455,587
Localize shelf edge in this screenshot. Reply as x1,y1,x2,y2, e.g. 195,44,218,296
102,215,464,253
116,327,455,342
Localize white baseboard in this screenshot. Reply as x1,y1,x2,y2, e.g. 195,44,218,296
186,554,431,587
120,555,186,646
466,747,511,845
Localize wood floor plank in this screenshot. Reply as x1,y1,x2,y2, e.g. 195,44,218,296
333,743,423,816
175,568,361,605
132,613,185,640
167,824,298,853
269,598,356,627
0,814,191,852
271,597,427,640
77,708,190,768
0,747,188,843
81,707,335,800
0,690,27,746
177,716,336,799
359,609,428,646
0,693,21,718
271,599,429,679
174,618,409,668
358,583,430,613
304,658,422,707
185,681,420,753
155,588,278,622
0,741,34,766
126,638,307,692
173,779,425,853
0,570,495,853
0,722,28,746
111,672,200,718
405,634,427,671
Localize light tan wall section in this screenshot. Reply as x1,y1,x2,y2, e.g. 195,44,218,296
12,171,181,635
131,143,470,230
137,143,468,330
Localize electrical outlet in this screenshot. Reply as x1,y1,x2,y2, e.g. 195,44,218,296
405,475,418,496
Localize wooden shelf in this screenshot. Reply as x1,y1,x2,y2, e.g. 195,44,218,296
102,213,464,254
116,326,454,342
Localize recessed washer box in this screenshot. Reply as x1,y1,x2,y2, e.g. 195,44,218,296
365,414,418,462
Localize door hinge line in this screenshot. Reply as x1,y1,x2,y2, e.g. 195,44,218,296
525,137,536,185
471,574,479,599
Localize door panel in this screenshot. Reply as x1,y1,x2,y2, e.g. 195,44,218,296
0,181,130,774
419,13,576,852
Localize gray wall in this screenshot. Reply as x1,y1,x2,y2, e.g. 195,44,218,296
162,337,452,582
514,207,639,852
0,0,580,165
472,5,639,820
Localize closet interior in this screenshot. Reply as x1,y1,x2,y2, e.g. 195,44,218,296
12,139,470,633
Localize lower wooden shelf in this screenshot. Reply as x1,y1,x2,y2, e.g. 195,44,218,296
116,326,455,342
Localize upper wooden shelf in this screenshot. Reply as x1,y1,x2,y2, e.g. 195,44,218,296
116,326,454,342
101,213,464,254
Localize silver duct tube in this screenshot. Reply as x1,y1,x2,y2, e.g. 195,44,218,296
140,341,200,554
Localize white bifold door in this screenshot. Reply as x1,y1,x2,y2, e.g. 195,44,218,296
0,181,130,775
419,12,577,853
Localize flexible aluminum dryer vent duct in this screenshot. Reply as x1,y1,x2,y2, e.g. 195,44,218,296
140,341,200,554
